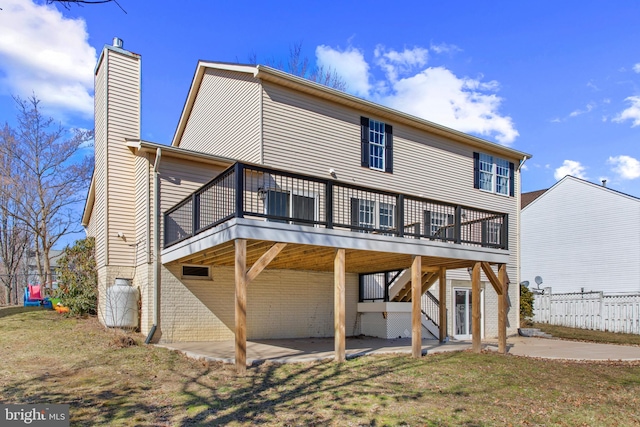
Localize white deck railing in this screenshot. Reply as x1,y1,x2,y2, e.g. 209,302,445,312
533,288,640,335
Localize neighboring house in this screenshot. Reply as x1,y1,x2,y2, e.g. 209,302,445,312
82,39,530,369
522,175,640,295
25,249,63,285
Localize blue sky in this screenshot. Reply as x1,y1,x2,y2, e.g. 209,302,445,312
1,0,640,247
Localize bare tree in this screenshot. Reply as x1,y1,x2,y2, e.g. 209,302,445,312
0,96,93,289
250,42,347,92
46,0,126,13
0,124,30,304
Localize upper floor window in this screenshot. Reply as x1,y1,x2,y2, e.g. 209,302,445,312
473,152,514,196
361,117,393,173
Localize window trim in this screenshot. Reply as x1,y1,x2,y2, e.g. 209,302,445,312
361,117,393,173
264,187,320,226
352,198,396,233
473,152,515,196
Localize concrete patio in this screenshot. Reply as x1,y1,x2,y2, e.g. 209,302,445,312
158,335,640,365
157,337,473,365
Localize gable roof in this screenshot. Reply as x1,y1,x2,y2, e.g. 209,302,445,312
171,61,532,162
522,175,640,211
521,188,547,208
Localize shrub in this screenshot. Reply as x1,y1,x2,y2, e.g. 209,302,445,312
520,284,534,326
53,237,98,316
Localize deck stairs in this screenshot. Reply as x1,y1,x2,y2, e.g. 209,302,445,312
387,269,442,339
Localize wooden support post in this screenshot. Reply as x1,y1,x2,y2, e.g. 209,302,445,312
438,267,447,343
334,249,346,363
471,262,481,353
411,255,422,358
234,239,247,373
498,264,507,354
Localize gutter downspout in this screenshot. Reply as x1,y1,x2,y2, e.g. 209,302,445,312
515,155,528,329
145,148,162,344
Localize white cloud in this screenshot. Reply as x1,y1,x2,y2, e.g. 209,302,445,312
613,96,640,127
586,81,599,91
316,45,371,97
429,42,461,55
374,45,428,82
380,67,518,144
633,63,640,73
316,44,519,145
608,155,640,180
569,102,595,118
554,160,587,180
0,0,96,119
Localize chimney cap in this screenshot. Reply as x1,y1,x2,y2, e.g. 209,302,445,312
602,179,607,187
113,37,123,49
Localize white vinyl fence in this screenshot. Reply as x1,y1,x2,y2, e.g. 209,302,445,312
534,288,640,335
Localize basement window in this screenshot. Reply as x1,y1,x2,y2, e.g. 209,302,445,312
181,265,211,280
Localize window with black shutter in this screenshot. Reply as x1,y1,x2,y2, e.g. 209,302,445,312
473,151,515,196
361,117,393,173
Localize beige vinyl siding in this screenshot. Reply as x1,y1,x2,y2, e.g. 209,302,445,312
158,157,228,247
134,153,151,265
94,55,107,268
85,209,96,238
261,81,520,336
106,51,140,266
178,69,261,162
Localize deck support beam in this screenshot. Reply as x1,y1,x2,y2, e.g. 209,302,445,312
334,248,346,362
411,255,422,358
234,239,247,373
471,262,481,353
438,267,447,343
498,264,508,354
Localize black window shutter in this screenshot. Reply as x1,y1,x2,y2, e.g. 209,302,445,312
351,198,360,228
360,117,369,168
384,124,393,173
446,214,455,240
473,152,480,189
509,161,515,196
424,210,432,239
481,220,488,245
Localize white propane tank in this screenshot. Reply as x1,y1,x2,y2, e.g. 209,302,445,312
105,278,139,328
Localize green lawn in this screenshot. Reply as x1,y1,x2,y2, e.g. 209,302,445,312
1,310,639,426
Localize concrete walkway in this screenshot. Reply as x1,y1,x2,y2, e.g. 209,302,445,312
159,335,640,365
486,336,640,361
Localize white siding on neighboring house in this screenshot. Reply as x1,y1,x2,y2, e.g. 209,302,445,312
178,69,261,162
521,176,640,294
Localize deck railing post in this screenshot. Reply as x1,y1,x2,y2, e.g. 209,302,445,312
384,271,390,302
234,163,244,218
502,213,509,249
455,206,462,244
192,193,200,235
326,181,333,229
397,194,404,237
